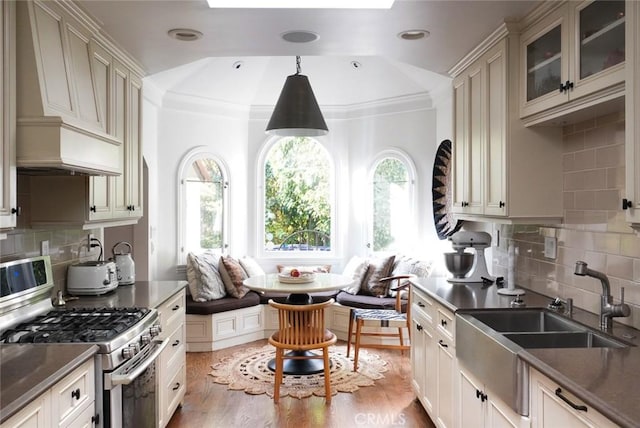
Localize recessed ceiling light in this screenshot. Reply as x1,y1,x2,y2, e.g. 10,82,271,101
233,61,244,69
207,0,394,8
281,31,319,43
351,61,362,69
167,28,203,41
398,29,430,41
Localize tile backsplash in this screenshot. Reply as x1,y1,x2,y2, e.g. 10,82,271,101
492,112,640,330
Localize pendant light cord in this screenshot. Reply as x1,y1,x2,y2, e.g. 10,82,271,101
296,56,301,75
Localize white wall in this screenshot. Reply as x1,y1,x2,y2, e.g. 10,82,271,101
146,91,453,279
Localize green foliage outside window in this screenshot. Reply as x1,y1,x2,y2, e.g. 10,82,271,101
373,158,408,251
264,137,331,249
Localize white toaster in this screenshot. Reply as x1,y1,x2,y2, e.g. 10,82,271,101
67,261,118,295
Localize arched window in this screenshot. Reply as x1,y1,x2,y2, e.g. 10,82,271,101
260,137,334,256
177,147,229,265
369,150,416,253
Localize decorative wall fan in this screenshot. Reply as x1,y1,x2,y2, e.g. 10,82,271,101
432,139,463,240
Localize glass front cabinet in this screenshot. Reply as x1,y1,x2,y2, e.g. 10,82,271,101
520,0,625,121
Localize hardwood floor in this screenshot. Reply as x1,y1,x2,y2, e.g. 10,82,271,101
167,339,435,428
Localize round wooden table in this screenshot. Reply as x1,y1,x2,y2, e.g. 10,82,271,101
243,273,354,374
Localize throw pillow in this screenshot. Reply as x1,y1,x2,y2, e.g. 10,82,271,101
239,256,265,277
360,254,396,297
219,256,250,299
341,256,369,294
186,252,226,302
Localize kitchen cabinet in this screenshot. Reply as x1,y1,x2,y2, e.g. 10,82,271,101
529,367,616,428
625,0,640,232
157,289,186,428
459,365,528,428
410,287,456,428
520,0,626,126
0,0,16,231
0,358,95,428
450,25,564,223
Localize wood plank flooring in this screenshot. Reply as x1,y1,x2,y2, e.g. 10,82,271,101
166,339,435,428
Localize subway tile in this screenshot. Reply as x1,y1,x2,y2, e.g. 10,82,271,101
606,254,634,280
564,210,585,225
594,189,621,210
574,118,596,132
607,211,632,233
634,259,640,282
573,149,596,169
563,131,585,153
595,111,624,127
583,169,607,189
563,191,575,209
605,166,625,189
584,126,611,149
583,210,608,226
557,245,586,268
620,234,640,258
595,144,625,168
574,191,595,209
583,251,606,271
594,232,621,254
564,172,584,190
563,153,576,171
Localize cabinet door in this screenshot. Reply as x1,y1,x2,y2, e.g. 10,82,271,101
484,43,507,217
410,313,426,404
435,337,455,428
112,59,129,218
625,0,640,228
520,6,570,117
486,395,522,428
422,323,438,417
0,393,50,428
467,64,484,215
0,0,16,230
570,0,626,100
452,75,468,212
459,367,484,428
127,72,143,215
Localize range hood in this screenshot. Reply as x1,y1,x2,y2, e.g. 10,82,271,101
15,0,121,176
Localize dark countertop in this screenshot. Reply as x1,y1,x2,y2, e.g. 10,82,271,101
0,344,98,423
0,281,186,423
411,277,640,428
63,280,187,309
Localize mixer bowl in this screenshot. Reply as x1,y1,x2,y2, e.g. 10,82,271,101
444,252,474,278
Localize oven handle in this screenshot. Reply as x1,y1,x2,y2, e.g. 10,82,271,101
106,339,169,388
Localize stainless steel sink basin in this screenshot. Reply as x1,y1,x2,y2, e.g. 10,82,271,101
456,308,632,417
503,331,628,349
469,309,586,333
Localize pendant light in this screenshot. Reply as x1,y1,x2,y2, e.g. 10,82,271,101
266,56,328,137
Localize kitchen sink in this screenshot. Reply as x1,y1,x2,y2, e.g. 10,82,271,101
455,308,633,417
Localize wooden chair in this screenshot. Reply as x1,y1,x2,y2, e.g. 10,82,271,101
346,276,412,371
268,298,337,403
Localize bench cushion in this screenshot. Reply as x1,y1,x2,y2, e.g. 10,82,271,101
257,290,339,304
186,291,261,315
336,291,407,311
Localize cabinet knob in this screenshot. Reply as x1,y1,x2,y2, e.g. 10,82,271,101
499,201,505,208
559,80,574,93
438,339,448,348
416,324,423,332
172,383,181,391
71,388,81,400
172,339,180,347
10,207,21,216
622,198,633,210
90,205,97,212
440,319,447,327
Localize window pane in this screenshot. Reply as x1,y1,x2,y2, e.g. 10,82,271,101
185,159,224,253
264,137,331,252
373,158,410,252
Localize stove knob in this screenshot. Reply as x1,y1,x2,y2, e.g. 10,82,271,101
130,342,141,354
140,333,152,345
122,346,135,359
149,325,162,337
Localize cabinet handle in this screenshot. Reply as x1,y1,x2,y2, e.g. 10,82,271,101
173,383,181,391
555,388,587,412
90,205,97,212
172,304,180,311
440,319,447,327
499,201,505,208
622,198,633,210
481,392,488,402
172,339,180,347
418,302,425,308
476,389,481,399
10,207,21,216
71,388,81,400
559,80,574,93
416,324,423,332
438,339,448,348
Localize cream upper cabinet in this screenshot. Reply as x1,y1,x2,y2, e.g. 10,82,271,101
450,25,564,223
625,0,640,231
520,0,626,126
0,0,17,230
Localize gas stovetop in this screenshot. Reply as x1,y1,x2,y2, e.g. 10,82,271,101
0,307,151,344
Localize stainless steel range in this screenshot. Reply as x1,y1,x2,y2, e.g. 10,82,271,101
0,256,166,428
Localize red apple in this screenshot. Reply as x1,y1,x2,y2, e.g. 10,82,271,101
290,269,300,277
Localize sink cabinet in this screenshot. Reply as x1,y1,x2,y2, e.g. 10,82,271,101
520,0,626,126
625,0,640,232
529,367,616,427
410,287,456,428
0,0,16,231
450,24,564,223
458,365,529,428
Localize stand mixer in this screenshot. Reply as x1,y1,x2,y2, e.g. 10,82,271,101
445,231,494,283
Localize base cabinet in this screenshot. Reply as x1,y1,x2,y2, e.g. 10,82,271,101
458,365,528,428
529,368,616,428
157,289,186,428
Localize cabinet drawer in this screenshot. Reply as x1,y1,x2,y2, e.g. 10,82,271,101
411,289,435,326
436,306,455,342
163,324,186,368
51,359,95,426
164,363,186,417
159,290,186,336
63,401,96,428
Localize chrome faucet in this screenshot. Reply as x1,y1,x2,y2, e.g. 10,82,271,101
574,261,630,330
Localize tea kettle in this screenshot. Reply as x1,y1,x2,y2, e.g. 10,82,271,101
111,241,135,285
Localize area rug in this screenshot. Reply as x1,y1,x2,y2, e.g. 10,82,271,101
209,344,387,399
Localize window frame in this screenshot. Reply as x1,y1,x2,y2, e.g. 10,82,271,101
367,148,417,254
257,136,337,260
176,146,230,266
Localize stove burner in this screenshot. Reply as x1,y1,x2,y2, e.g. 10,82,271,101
0,307,150,344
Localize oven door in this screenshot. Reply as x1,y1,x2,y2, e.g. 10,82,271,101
104,339,168,428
